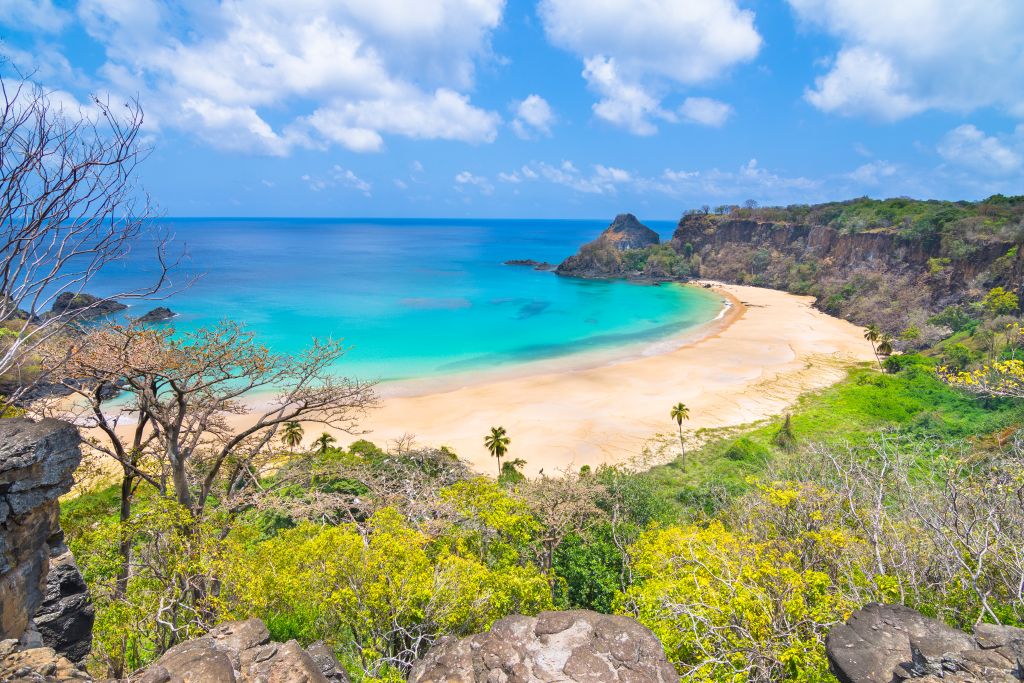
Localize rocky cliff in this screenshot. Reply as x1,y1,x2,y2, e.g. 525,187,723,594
826,603,1023,682
556,214,661,278
557,204,1024,334
0,419,86,648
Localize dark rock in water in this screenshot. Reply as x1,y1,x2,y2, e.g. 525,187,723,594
504,259,557,271
826,603,1024,683
556,214,660,278
409,610,678,683
34,546,93,664
136,307,175,324
50,293,126,319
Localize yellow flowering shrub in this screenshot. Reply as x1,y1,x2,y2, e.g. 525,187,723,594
940,359,1024,398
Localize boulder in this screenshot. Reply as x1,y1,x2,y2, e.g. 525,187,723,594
34,547,94,663
408,610,678,683
133,618,349,683
826,603,1024,683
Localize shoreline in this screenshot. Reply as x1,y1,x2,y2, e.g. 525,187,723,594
375,282,734,399
268,281,875,475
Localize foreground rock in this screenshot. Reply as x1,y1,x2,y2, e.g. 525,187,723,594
0,639,90,681
0,419,83,644
134,619,349,683
409,610,678,683
35,547,93,663
49,293,126,319
826,603,1024,682
557,214,660,278
135,307,176,324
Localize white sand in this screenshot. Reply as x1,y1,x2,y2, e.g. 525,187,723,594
334,282,875,475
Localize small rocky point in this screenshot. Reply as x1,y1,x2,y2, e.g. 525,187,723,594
409,610,678,683
826,603,1024,683
135,307,175,324
556,214,659,278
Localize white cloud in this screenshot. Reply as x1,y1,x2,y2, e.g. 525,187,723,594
846,160,898,185
303,165,372,195
19,0,506,154
497,171,522,183
678,97,733,127
512,161,633,195
789,0,1024,119
937,124,1022,175
0,0,71,32
653,159,821,200
539,0,760,134
454,170,494,194
511,94,554,139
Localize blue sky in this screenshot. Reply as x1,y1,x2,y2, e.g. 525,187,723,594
3,0,1024,218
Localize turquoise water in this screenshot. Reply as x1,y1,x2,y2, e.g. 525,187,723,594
95,218,723,382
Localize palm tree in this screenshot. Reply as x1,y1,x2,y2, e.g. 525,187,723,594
864,324,883,369
484,426,510,477
313,432,336,454
670,402,690,464
281,421,303,451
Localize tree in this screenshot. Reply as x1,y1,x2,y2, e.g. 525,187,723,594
40,321,377,521
281,421,304,450
484,426,510,477
983,287,1019,317
864,324,884,370
0,78,179,408
744,199,759,209
313,432,336,454
670,402,690,464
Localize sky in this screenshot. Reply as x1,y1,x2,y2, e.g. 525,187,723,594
2,0,1024,218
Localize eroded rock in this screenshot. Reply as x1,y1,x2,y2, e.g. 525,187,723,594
408,610,678,683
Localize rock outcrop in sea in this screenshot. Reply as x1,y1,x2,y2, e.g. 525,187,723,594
409,610,678,683
556,214,660,278
826,603,1024,683
49,293,126,319
135,307,176,324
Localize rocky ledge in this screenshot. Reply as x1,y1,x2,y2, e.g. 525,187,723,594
556,214,660,278
826,603,1024,683
409,610,678,683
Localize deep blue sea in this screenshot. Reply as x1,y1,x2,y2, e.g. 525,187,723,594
93,218,723,383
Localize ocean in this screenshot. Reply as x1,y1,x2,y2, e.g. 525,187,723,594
94,218,724,384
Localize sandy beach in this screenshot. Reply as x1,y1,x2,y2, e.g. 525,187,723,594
329,281,876,475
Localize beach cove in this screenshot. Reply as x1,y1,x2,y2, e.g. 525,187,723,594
228,280,876,475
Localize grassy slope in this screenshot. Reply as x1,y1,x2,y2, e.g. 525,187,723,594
642,358,1024,516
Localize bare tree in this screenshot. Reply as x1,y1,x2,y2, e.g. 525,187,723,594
0,77,179,406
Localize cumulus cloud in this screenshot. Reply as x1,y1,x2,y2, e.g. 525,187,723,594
302,165,372,195
788,0,1024,119
678,97,733,127
0,0,71,32
937,124,1022,175
454,170,494,194
12,0,506,154
539,0,760,134
511,94,555,139
846,160,898,185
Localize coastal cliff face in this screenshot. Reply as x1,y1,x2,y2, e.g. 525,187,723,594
558,202,1024,334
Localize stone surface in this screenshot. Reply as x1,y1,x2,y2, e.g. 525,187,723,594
0,641,91,681
0,419,83,643
131,618,350,683
826,603,1024,683
408,610,678,683
35,546,94,663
